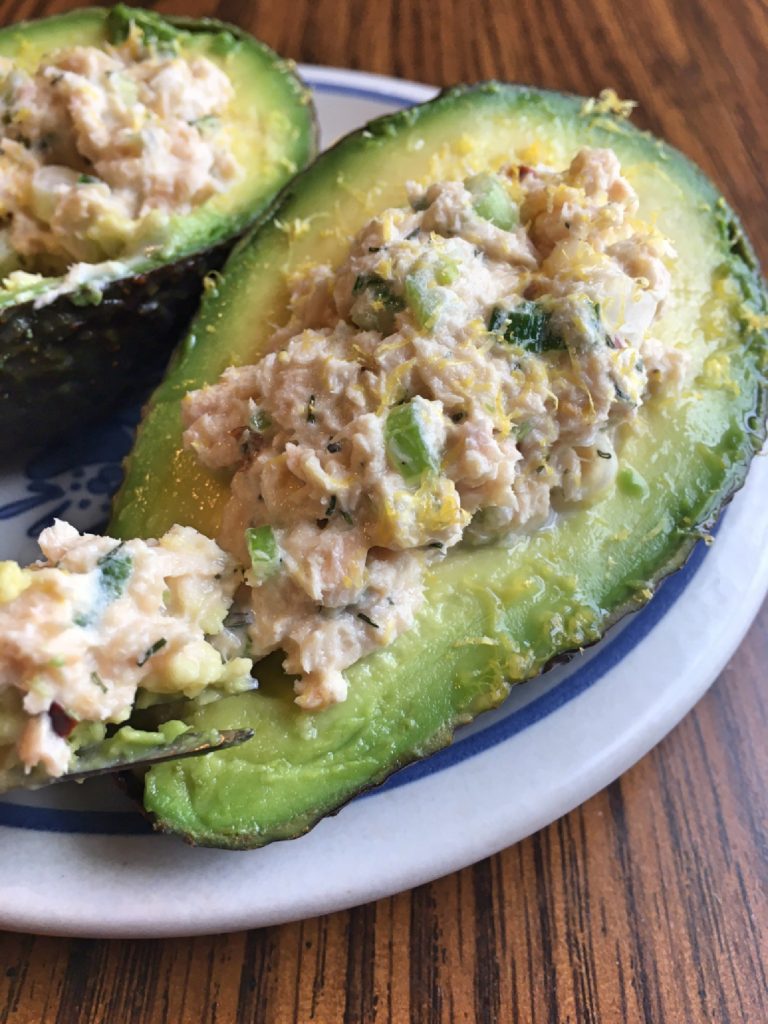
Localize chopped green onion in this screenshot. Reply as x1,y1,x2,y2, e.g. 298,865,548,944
465,173,519,230
77,173,99,185
488,306,509,334
350,274,405,334
385,399,439,482
245,526,280,580
489,301,565,353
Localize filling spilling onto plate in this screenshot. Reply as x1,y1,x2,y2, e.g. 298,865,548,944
0,146,686,780
0,523,252,781
0,29,239,286
183,147,683,708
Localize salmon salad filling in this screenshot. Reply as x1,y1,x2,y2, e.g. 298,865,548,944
0,146,687,781
0,522,252,780
183,146,685,710
0,30,239,285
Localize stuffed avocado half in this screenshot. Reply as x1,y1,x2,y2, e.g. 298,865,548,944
108,83,768,848
0,4,316,453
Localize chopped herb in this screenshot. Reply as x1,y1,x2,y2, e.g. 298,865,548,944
597,450,612,459
411,196,429,212
137,638,167,667
515,420,533,440
245,525,280,580
306,394,316,423
405,227,420,240
91,672,107,693
325,495,337,517
450,411,466,424
97,544,132,603
536,464,546,474
428,541,444,549
614,382,631,402
368,246,382,253
326,441,342,453
357,612,379,629
48,656,65,668
340,509,354,526
78,173,99,185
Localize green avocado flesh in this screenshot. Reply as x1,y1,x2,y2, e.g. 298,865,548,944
110,83,768,848
0,6,316,452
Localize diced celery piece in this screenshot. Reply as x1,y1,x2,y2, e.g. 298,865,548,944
245,525,279,579
465,173,519,230
404,269,443,330
435,257,460,285
385,400,438,482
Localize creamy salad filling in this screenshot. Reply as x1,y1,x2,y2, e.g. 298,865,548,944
183,147,685,709
0,522,252,778
0,30,239,283
0,145,688,779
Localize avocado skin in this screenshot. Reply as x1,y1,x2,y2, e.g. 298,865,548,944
0,6,317,457
0,243,230,454
112,83,768,848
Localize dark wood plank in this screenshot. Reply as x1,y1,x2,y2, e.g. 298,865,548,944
0,0,766,1020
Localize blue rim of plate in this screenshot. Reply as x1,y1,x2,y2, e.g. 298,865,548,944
0,72,712,836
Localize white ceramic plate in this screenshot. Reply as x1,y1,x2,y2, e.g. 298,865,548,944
1,67,766,939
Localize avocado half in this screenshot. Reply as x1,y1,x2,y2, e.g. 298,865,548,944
111,83,768,849
0,5,317,454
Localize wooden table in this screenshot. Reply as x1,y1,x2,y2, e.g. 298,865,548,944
1,0,767,1020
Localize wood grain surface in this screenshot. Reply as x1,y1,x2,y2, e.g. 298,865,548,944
1,0,767,1021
